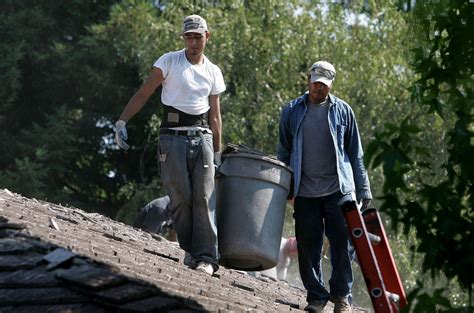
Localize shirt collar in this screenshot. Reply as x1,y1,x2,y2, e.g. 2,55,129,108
302,92,334,107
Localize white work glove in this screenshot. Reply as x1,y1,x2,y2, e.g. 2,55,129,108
115,120,129,150
360,198,371,211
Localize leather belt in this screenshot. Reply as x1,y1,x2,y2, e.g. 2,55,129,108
159,129,201,137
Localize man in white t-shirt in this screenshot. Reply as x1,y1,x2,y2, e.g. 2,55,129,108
115,15,226,276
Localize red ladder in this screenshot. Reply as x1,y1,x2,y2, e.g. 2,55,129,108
342,201,408,313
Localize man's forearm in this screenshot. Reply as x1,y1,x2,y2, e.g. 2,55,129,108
211,121,221,152
119,92,149,122
208,94,222,152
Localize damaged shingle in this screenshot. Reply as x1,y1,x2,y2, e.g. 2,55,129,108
94,283,157,303
56,265,128,290
0,222,26,230
231,281,255,292
103,233,123,242
143,248,180,262
42,248,76,270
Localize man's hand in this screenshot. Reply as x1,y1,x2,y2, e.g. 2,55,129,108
115,120,129,150
360,198,371,211
214,151,222,167
213,152,222,177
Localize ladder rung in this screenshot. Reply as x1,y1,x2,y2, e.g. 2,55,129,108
386,291,400,303
367,232,381,243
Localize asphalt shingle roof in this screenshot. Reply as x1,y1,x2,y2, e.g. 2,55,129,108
0,189,309,312
0,189,372,312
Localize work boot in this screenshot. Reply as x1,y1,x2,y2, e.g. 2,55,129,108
195,261,214,275
183,252,197,269
333,296,352,313
304,300,326,313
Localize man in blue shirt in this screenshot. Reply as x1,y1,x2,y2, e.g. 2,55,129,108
277,61,372,313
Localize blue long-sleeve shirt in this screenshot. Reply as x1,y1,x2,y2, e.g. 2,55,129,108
277,93,372,201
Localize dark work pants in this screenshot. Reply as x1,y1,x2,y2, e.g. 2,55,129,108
294,192,354,303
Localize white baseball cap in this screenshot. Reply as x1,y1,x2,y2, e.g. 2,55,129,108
309,61,336,86
182,14,208,34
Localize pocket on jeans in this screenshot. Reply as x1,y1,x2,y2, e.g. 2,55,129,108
201,133,213,150
157,137,174,176
158,137,174,158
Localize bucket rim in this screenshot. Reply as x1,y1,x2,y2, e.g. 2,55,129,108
223,153,293,172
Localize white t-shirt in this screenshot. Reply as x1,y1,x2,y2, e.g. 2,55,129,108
153,49,226,115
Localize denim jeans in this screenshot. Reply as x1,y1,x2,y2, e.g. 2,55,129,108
294,191,354,303
158,132,218,270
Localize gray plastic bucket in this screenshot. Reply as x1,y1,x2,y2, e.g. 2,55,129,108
216,153,292,270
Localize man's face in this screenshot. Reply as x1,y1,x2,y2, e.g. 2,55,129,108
183,32,209,56
308,79,331,104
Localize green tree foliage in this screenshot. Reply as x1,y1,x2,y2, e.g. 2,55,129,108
0,0,159,215
365,0,473,310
